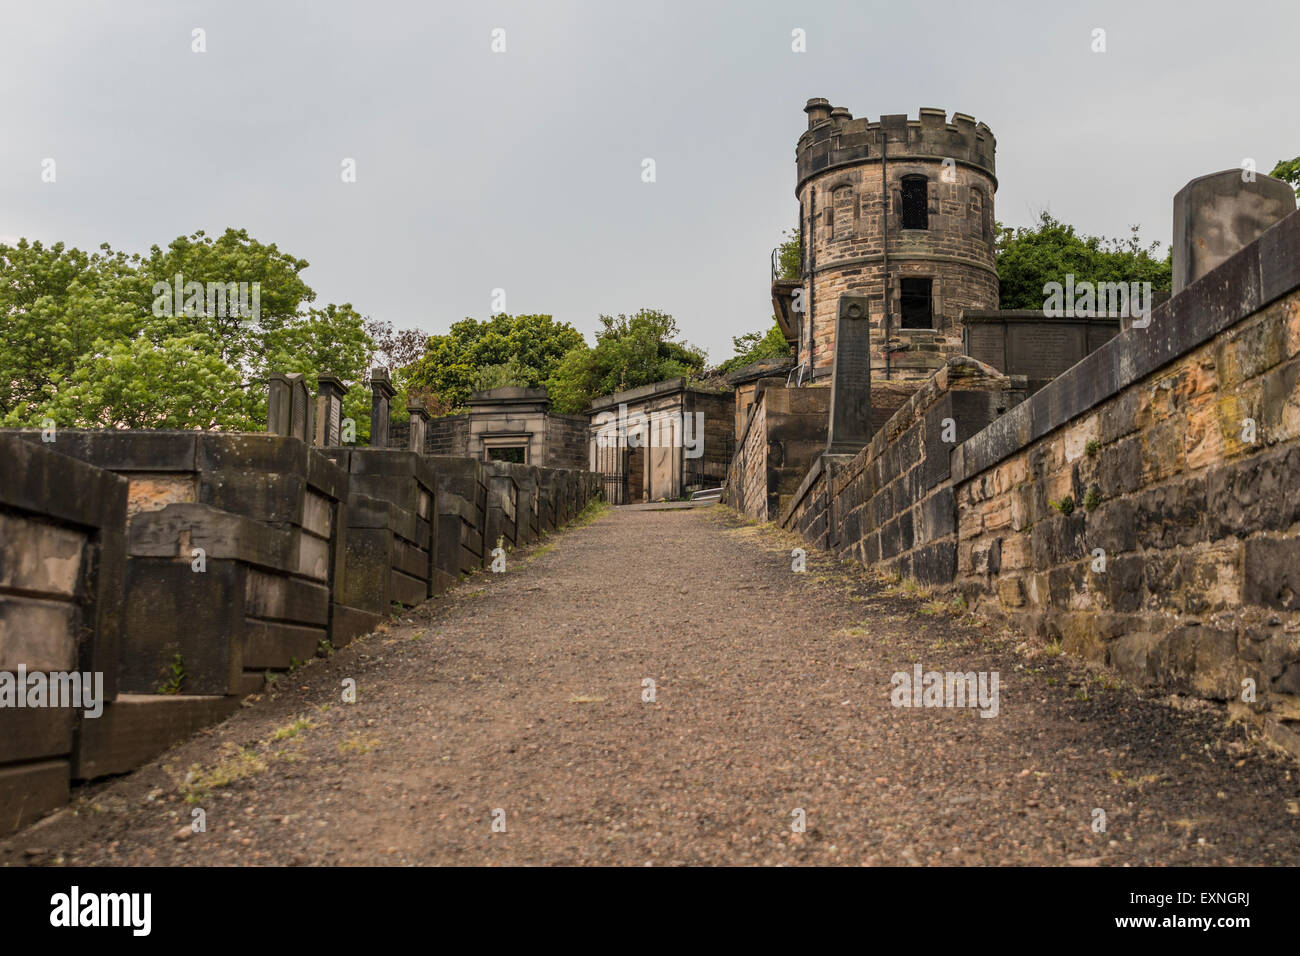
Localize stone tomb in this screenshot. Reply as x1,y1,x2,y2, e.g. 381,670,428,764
962,310,1120,394
322,447,447,616
431,456,490,578
0,436,126,832
16,431,348,698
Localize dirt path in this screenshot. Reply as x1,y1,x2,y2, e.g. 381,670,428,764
6,505,1300,866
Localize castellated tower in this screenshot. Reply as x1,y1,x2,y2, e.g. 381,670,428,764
794,99,998,381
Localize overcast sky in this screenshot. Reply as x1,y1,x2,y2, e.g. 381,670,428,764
3,0,1297,363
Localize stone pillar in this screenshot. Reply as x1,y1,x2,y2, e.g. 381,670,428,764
369,367,396,448
315,375,347,447
1173,170,1296,294
826,295,872,454
407,396,430,454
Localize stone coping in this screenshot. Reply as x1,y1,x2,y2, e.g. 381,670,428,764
953,207,1300,484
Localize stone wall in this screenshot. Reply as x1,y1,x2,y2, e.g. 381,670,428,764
725,385,830,521
0,431,603,836
778,207,1300,745
545,414,591,470
953,212,1300,722
779,359,1025,581
322,448,446,620
426,414,471,457
0,436,126,833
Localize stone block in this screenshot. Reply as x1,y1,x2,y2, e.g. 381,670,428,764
73,694,240,780
121,558,244,695
243,620,323,671
1243,537,1300,610
0,760,69,837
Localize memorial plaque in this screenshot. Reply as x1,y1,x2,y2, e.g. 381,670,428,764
965,323,1006,371
826,295,872,454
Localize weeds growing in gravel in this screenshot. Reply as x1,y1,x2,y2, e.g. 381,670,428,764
573,499,612,527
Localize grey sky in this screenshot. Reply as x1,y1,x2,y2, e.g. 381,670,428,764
3,0,1297,363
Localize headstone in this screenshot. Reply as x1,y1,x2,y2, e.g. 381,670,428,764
370,367,396,448
315,375,347,446
267,373,292,436
407,397,429,454
288,375,312,442
826,295,872,454
267,372,312,442
1173,170,1296,293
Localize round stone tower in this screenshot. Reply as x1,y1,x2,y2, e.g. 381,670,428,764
793,100,998,381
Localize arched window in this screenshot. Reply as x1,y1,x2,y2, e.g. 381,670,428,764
900,175,928,230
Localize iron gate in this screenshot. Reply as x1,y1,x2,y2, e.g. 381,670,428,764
601,447,629,504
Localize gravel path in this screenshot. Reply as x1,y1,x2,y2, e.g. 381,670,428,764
6,505,1300,866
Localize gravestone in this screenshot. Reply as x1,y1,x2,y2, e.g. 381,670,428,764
370,367,395,448
315,375,347,447
267,372,313,442
1173,170,1296,293
826,295,872,454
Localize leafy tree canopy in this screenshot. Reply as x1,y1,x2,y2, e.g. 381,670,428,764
0,229,399,437
404,313,586,413
544,309,707,414
994,212,1171,310
1270,157,1300,199
775,225,801,280
717,320,791,376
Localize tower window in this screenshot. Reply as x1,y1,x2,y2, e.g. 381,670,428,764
900,176,928,229
900,278,933,329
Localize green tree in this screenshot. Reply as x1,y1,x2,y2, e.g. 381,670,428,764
405,313,585,411
775,225,802,280
994,212,1171,310
37,333,255,430
545,308,706,413
1270,157,1300,199
1,228,388,433
472,355,534,392
717,320,791,376
138,229,314,370
0,239,150,423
